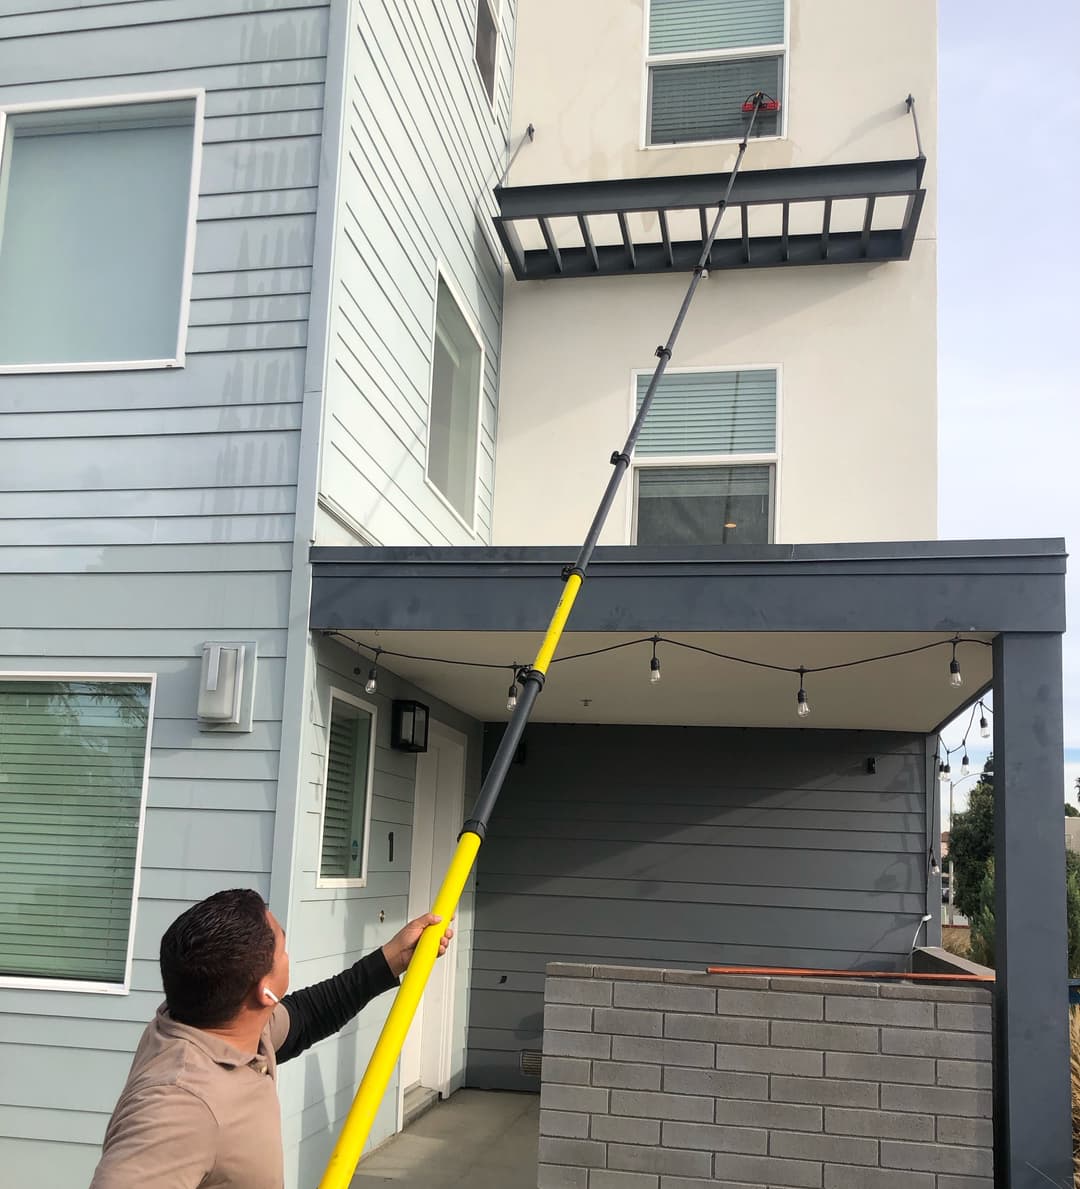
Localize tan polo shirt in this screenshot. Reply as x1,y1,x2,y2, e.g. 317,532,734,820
89,1004,292,1188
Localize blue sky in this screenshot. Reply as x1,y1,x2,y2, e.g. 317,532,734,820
937,1,1080,815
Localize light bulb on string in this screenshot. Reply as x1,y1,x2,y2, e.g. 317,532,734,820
929,849,940,876
796,668,810,718
506,682,518,712
979,705,990,739
649,636,661,684
961,753,970,777
942,760,952,782
365,648,380,695
948,639,962,688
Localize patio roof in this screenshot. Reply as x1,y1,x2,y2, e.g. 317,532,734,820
492,157,926,280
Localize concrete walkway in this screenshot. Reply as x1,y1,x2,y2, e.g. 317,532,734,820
352,1090,539,1187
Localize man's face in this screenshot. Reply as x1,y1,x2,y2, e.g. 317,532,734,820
265,910,290,1002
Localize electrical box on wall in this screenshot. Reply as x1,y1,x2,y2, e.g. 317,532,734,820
197,642,257,732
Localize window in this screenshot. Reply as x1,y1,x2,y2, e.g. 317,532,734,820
426,276,482,527
0,676,154,990
318,692,375,885
632,369,777,546
0,96,199,370
474,0,499,105
646,0,785,145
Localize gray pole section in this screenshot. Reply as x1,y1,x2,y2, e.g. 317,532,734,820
992,631,1071,1187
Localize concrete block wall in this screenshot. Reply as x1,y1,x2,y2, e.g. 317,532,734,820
538,963,993,1189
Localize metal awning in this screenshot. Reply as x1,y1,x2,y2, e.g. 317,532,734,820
493,157,926,280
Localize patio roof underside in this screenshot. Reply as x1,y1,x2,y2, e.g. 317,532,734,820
492,157,926,280
309,539,1065,733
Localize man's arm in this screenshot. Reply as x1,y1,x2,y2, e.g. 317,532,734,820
89,1085,217,1188
274,949,397,1064
274,913,452,1065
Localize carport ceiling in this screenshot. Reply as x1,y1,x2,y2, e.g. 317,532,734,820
333,630,993,732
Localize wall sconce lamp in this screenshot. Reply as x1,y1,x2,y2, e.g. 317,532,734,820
391,699,429,752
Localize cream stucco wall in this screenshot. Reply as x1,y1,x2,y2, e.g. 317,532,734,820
494,0,937,547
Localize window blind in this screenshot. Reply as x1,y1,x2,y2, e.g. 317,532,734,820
0,680,151,984
636,370,777,456
649,0,784,55
649,54,782,143
320,702,372,881
0,99,195,366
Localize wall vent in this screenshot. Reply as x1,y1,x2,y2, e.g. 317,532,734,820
519,1049,543,1078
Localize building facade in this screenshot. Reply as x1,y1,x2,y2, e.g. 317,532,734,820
0,2,1072,1188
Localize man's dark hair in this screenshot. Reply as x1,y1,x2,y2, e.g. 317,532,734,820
160,888,275,1028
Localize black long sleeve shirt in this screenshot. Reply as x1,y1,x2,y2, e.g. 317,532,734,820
274,949,399,1065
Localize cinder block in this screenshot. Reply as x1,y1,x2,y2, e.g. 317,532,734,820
771,977,878,997
881,1083,991,1118
537,1162,589,1189
715,987,823,1020
937,1115,994,1148
607,1143,711,1177
665,1013,767,1045
714,1098,822,1133
771,1075,878,1108
711,1152,823,1187
662,1121,768,1155
825,997,934,1028
937,1003,993,1033
612,1036,713,1068
935,1177,995,1189
717,1042,823,1077
609,1089,712,1123
613,983,716,1014
936,1059,993,1089
881,1027,991,1061
537,1137,607,1170
548,977,614,1007
545,1003,595,1032
880,1139,993,1177
667,970,767,989
543,1056,592,1086
594,1008,663,1038
590,1171,659,1189
824,1165,933,1189
541,1083,611,1115
880,984,989,1004
596,966,666,983
825,1106,933,1141
545,1030,613,1060
663,1066,768,1101
548,963,596,978
771,1019,879,1053
593,1061,662,1091
771,1128,878,1166
592,1115,661,1146
541,1110,592,1139
825,1052,934,1085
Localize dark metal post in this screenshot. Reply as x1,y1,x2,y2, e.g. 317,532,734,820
992,631,1071,1187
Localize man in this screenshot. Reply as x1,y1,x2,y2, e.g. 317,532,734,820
90,888,452,1188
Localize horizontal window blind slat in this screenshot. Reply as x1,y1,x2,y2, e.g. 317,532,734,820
650,0,785,54
649,55,782,144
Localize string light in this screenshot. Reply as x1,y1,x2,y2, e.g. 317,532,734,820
506,666,520,712
365,648,380,695
961,753,970,777
949,638,962,688
649,636,662,684
979,703,990,738
796,668,810,718
928,848,940,876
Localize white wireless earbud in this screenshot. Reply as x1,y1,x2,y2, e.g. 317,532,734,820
263,988,279,1004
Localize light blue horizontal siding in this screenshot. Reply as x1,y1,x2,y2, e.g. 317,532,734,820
319,0,514,546
0,3,332,1185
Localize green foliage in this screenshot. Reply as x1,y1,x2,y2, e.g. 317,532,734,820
1067,851,1080,979
967,858,996,969
949,757,995,919
1066,804,1080,817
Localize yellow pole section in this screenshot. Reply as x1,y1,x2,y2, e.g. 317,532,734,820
317,830,482,1189
532,571,582,674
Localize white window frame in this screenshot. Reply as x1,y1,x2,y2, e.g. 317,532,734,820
626,364,783,544
0,89,205,375
473,0,501,113
315,687,378,890
423,264,485,537
0,670,157,996
640,0,790,150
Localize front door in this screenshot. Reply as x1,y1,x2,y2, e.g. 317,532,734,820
399,720,466,1104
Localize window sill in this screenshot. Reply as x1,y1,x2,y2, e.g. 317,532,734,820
0,357,185,375
0,974,131,995
642,134,785,151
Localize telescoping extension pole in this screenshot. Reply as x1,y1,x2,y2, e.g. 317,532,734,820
317,94,769,1189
